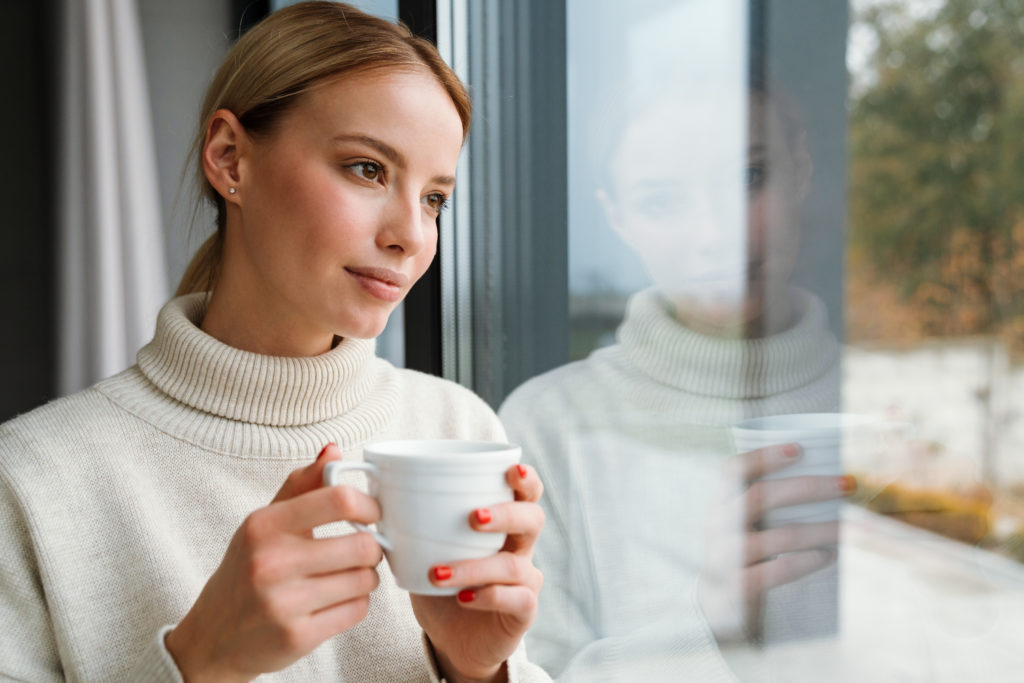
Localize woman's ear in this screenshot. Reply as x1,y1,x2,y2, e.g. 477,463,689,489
596,187,636,248
202,109,249,203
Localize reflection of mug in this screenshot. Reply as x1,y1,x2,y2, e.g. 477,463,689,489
732,412,853,528
323,440,521,595
731,413,861,645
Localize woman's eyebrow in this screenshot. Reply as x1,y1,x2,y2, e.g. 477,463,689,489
333,133,407,167
332,133,455,186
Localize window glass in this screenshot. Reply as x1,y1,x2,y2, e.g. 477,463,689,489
494,0,1024,679
843,1,1024,678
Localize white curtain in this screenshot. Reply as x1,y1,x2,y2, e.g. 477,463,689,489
58,0,168,396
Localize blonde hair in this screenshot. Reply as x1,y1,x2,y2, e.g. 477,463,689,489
176,1,472,296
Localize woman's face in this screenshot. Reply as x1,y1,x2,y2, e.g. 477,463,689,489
214,68,463,353
602,94,808,335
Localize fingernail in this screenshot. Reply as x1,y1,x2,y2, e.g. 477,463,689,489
838,475,857,494
474,508,492,525
516,464,528,479
433,566,452,581
782,443,801,458
316,443,334,460
457,589,475,603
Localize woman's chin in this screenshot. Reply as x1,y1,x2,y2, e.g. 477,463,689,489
330,313,392,341
341,325,388,341
660,279,793,335
662,294,766,338
670,305,746,336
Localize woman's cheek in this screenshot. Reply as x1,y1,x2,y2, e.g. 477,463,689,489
746,193,771,244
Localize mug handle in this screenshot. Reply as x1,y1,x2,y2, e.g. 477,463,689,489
322,461,394,551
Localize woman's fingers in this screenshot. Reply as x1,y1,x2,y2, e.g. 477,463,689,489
744,474,856,525
450,584,539,620
272,443,342,504
468,501,545,553
240,532,383,600
270,594,373,661
724,444,803,484
745,521,839,565
260,483,382,536
506,463,543,503
299,532,384,576
456,466,545,554
744,547,837,595
428,551,543,593
293,566,381,614
252,565,380,623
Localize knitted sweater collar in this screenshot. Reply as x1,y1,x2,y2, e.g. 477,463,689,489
136,294,378,427
616,288,839,400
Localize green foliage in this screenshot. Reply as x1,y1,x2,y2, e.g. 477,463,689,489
849,0,1024,343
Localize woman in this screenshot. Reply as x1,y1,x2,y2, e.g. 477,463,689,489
0,4,547,681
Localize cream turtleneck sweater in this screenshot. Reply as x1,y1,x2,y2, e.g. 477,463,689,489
499,288,840,681
0,294,548,682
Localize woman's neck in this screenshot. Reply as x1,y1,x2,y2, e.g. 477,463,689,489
200,286,336,357
668,287,795,339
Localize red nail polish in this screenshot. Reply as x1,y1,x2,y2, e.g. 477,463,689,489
474,508,492,525
457,589,475,603
433,566,452,581
516,464,528,479
316,444,331,460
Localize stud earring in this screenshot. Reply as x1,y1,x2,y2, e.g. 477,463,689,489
228,187,237,195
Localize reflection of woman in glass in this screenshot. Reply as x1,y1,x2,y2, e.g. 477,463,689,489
0,4,549,681
500,27,847,682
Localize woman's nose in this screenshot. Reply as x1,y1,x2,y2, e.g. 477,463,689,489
376,193,430,256
687,192,745,255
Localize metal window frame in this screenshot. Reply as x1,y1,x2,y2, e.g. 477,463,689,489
399,0,446,376
435,0,569,407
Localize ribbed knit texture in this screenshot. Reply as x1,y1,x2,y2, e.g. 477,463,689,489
618,288,839,403
500,288,841,681
137,295,380,426
0,294,549,682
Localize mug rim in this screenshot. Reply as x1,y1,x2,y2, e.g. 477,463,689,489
732,412,874,436
363,439,521,464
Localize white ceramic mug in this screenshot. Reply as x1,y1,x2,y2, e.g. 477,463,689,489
322,439,522,595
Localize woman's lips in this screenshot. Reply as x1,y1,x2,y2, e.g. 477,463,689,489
345,266,408,303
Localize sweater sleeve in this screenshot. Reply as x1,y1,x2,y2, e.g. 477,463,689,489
124,625,184,683
422,633,552,682
505,640,555,682
0,473,63,682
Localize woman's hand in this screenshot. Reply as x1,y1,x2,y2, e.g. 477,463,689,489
165,444,383,682
411,464,545,683
698,444,855,644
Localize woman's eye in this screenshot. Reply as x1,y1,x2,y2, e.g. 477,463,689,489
746,164,768,190
631,190,681,219
349,161,383,181
424,192,449,213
